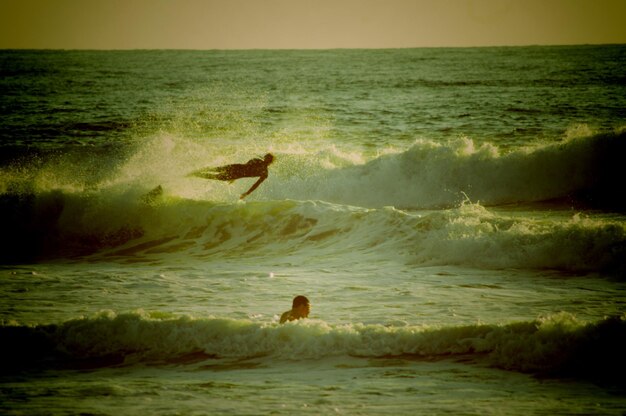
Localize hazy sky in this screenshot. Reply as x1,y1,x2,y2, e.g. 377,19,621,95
1,0,625,49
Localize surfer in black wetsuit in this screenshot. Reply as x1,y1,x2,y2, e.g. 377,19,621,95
188,153,275,199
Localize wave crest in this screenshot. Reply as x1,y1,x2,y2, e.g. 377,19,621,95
279,130,626,209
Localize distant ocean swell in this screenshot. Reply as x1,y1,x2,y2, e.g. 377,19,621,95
2,311,624,382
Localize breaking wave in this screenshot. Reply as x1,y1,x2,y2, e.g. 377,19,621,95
0,192,624,275
2,310,624,383
276,129,626,210
1,130,625,275
3,129,626,209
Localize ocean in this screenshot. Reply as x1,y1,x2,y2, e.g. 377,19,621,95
1,45,625,415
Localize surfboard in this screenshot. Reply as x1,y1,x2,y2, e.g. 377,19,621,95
141,185,163,204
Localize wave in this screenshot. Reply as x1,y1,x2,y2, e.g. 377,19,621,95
273,129,626,210
3,129,625,210
0,187,624,274
2,311,624,383
1,130,625,273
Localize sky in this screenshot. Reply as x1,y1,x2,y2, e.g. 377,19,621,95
1,0,625,49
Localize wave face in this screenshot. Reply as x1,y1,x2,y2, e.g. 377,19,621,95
1,131,625,274
2,311,624,382
0,193,624,275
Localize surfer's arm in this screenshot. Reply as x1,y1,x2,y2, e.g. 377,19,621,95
240,174,267,199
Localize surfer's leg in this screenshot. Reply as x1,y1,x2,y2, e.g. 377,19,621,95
188,164,239,181
188,165,230,180
189,171,221,180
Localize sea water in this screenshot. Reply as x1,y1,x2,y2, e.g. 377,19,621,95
1,46,625,415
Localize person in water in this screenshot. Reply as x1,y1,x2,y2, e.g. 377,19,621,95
280,295,311,324
189,153,275,199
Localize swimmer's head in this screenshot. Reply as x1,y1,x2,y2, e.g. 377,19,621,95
292,295,309,308
264,153,275,164
292,295,311,318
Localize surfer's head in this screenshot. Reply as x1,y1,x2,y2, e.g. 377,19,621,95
264,153,275,164
292,295,309,308
291,295,311,318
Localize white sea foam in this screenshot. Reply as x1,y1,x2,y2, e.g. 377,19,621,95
266,130,626,209
3,310,623,379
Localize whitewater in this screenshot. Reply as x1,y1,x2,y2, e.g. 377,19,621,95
1,46,626,415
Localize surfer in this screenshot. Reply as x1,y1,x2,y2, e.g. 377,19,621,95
188,153,275,199
279,295,311,324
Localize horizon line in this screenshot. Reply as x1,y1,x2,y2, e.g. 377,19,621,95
2,42,625,52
